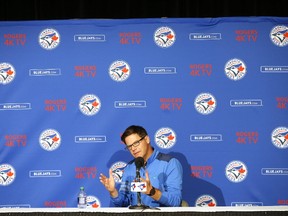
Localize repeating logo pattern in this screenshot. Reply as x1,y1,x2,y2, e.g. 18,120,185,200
1,17,288,207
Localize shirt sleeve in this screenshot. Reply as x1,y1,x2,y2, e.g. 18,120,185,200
158,158,183,207
110,168,132,207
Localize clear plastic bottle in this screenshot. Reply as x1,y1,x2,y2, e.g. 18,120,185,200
77,186,87,208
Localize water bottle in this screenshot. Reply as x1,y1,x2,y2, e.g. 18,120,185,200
77,186,87,208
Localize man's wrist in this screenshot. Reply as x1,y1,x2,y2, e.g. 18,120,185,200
148,186,156,196
110,189,118,198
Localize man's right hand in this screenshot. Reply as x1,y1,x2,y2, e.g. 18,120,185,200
99,169,118,198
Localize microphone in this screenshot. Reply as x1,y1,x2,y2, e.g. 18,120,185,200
135,157,144,180
129,157,149,210
135,157,144,169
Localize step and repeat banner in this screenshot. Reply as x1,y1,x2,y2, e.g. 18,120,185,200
0,17,288,208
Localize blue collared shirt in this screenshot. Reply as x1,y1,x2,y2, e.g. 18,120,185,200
111,149,183,207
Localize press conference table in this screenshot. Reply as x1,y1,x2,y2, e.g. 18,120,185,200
1,206,288,216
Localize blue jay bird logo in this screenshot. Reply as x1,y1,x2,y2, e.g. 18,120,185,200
271,127,288,149
111,65,129,78
196,195,217,207
154,26,176,48
39,28,60,50
155,127,176,149
156,131,174,146
112,167,124,182
40,32,58,46
138,183,147,190
131,182,147,192
81,99,99,112
270,25,288,47
0,63,16,85
196,97,214,111
156,31,173,44
227,165,246,179
194,93,216,115
111,161,127,183
79,94,101,116
225,160,247,183
86,195,101,208
225,58,246,81
39,129,61,151
109,60,130,82
0,164,16,186
41,133,60,147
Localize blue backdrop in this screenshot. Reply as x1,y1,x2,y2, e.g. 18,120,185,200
0,17,288,208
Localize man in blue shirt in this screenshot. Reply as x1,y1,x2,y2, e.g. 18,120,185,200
99,125,183,207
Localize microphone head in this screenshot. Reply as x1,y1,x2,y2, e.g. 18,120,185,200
135,157,144,169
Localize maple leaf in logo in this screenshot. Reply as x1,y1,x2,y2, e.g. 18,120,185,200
122,67,129,73
52,136,59,142
168,134,174,140
208,100,214,106
238,65,245,72
52,35,58,41
239,168,246,174
7,70,14,75
208,202,215,207
92,203,99,208
167,34,174,39
7,171,14,177
92,101,99,107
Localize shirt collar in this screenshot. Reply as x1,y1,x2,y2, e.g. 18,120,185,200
145,148,159,167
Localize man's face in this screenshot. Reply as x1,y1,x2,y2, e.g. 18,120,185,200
125,133,148,159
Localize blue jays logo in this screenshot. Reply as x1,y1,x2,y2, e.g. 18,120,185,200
39,28,60,50
79,94,101,116
154,26,176,48
0,164,16,186
225,160,247,183
0,62,16,85
195,195,217,207
270,25,288,47
131,182,147,192
155,127,176,149
111,161,127,183
109,60,130,82
86,195,101,208
225,58,247,81
194,93,216,115
271,127,288,149
39,129,61,151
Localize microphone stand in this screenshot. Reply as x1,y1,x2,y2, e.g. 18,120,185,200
129,168,150,210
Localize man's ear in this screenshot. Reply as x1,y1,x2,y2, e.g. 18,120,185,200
145,135,150,144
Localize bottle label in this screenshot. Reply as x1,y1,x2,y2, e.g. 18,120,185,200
78,197,86,204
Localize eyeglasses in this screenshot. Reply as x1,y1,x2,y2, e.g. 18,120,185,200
125,136,146,150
